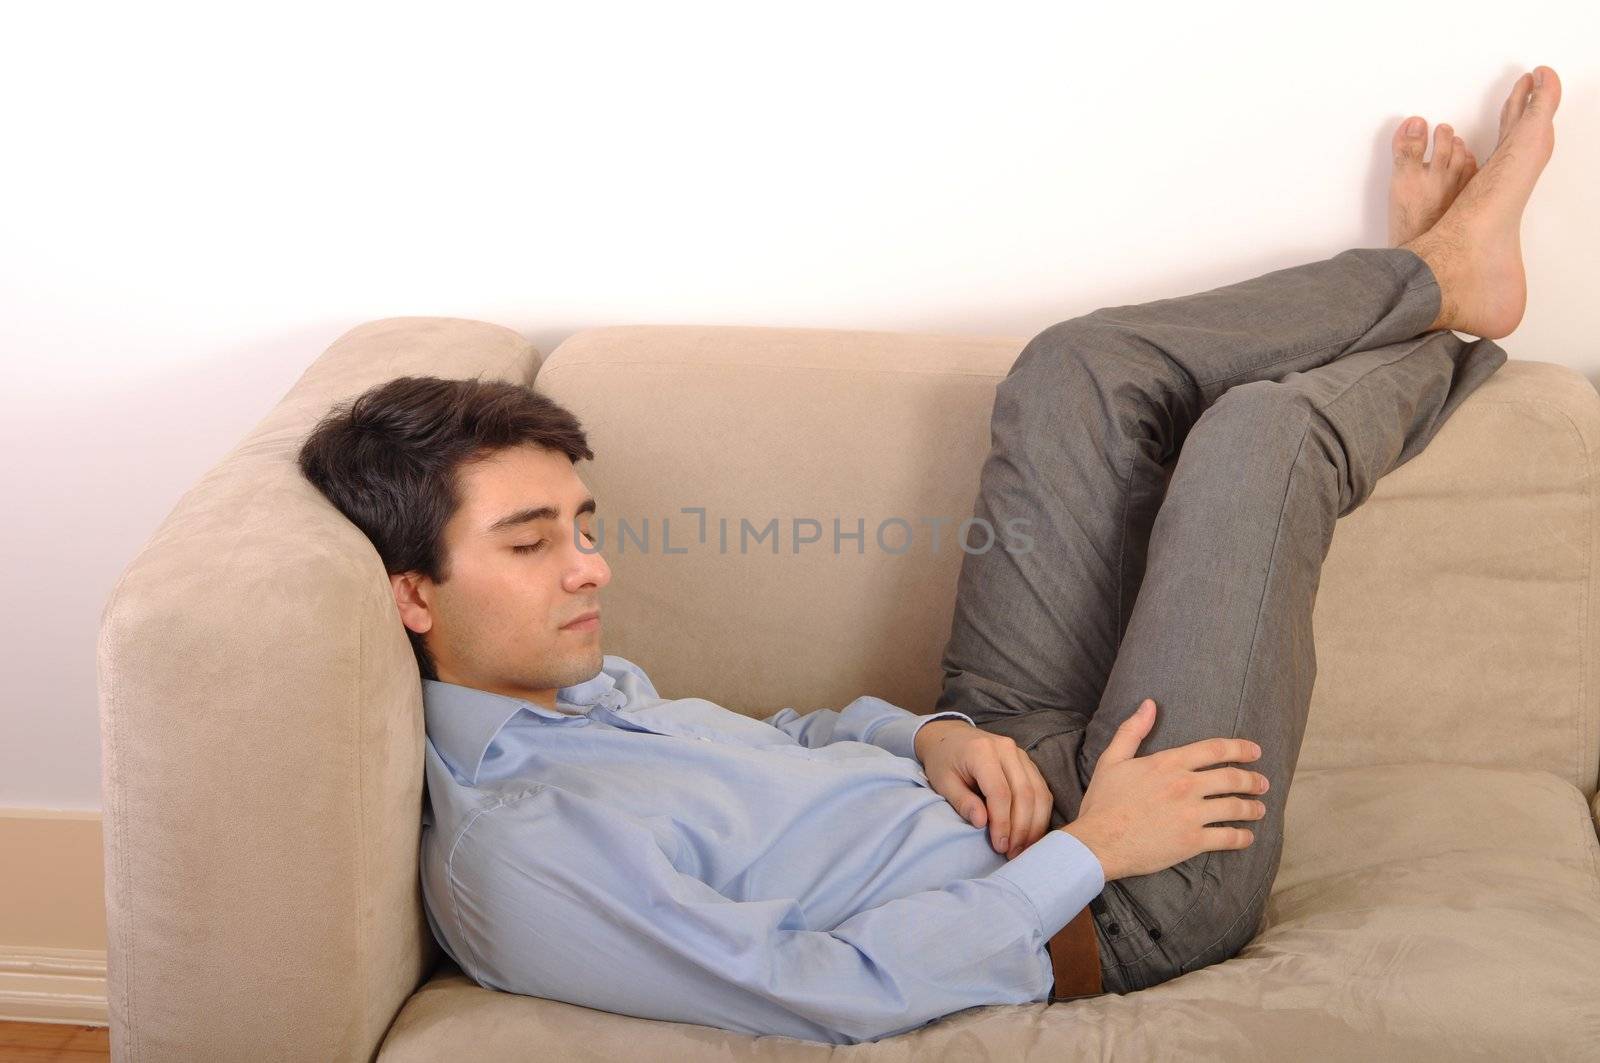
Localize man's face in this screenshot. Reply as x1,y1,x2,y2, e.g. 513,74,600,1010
393,444,611,708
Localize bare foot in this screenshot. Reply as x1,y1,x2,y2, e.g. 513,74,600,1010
1401,66,1561,339
1389,117,1477,245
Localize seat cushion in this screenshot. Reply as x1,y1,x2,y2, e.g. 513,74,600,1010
377,762,1600,1060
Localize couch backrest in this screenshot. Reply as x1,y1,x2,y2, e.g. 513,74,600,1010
536,325,1600,797
98,318,538,1062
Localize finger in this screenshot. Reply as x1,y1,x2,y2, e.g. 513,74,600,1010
1004,746,1043,858
1099,698,1157,765
932,771,987,829
1195,765,1270,797
1197,796,1266,826
969,755,1013,853
1201,825,1256,851
1171,736,1260,771
1011,752,1049,858
994,750,1034,858
967,796,987,829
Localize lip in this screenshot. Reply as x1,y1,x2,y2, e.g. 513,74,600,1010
561,610,601,631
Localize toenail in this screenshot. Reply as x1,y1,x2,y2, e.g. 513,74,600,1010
1405,117,1423,136
1535,69,1545,87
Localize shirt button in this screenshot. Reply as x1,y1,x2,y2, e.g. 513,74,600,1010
698,736,711,742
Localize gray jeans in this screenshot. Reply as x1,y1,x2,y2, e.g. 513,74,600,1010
934,246,1507,994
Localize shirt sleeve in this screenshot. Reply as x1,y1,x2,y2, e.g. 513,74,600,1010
763,696,977,760
439,784,1105,1046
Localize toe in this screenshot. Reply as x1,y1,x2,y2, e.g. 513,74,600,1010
1499,72,1533,141
1393,116,1427,165
1432,122,1455,167
1524,65,1562,119
1449,135,1469,169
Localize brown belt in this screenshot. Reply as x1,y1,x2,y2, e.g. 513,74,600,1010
1047,903,1105,1003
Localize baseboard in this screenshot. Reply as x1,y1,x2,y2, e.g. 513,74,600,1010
0,946,107,1025
0,809,108,1025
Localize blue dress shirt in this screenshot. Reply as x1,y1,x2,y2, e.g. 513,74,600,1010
419,654,1106,1045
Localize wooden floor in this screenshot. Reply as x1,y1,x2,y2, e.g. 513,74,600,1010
0,1022,108,1062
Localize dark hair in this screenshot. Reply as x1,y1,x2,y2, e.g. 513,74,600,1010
296,374,594,681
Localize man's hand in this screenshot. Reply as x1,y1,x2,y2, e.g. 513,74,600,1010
914,718,1054,860
1064,698,1270,881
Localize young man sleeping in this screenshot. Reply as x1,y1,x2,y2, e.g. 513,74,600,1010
295,64,1557,1045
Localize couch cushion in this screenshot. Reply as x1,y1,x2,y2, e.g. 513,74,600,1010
377,761,1600,1060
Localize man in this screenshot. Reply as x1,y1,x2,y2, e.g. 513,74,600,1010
295,65,1559,1045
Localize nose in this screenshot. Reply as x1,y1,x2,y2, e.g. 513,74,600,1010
568,537,610,591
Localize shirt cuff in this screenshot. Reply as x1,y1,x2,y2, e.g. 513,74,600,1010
880,709,975,761
988,828,1107,939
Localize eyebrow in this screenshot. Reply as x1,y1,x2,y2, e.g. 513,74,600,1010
486,496,597,534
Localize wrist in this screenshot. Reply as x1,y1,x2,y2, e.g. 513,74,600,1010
1061,820,1119,882
912,717,971,763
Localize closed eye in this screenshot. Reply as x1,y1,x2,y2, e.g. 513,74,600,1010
514,531,596,553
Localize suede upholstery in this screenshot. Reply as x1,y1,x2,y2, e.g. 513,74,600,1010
99,318,1600,1061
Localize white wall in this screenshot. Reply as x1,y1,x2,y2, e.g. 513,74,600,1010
3,0,1595,810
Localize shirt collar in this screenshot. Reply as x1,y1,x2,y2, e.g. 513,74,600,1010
422,657,627,785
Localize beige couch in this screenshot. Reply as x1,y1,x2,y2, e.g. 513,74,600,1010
98,316,1600,1061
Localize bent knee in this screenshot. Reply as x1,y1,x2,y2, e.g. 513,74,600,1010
1201,377,1322,426
1004,316,1203,422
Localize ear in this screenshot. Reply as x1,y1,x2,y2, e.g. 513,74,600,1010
389,571,434,635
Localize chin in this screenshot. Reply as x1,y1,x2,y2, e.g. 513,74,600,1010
559,647,605,685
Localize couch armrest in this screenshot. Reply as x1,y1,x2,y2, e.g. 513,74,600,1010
98,318,537,1062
